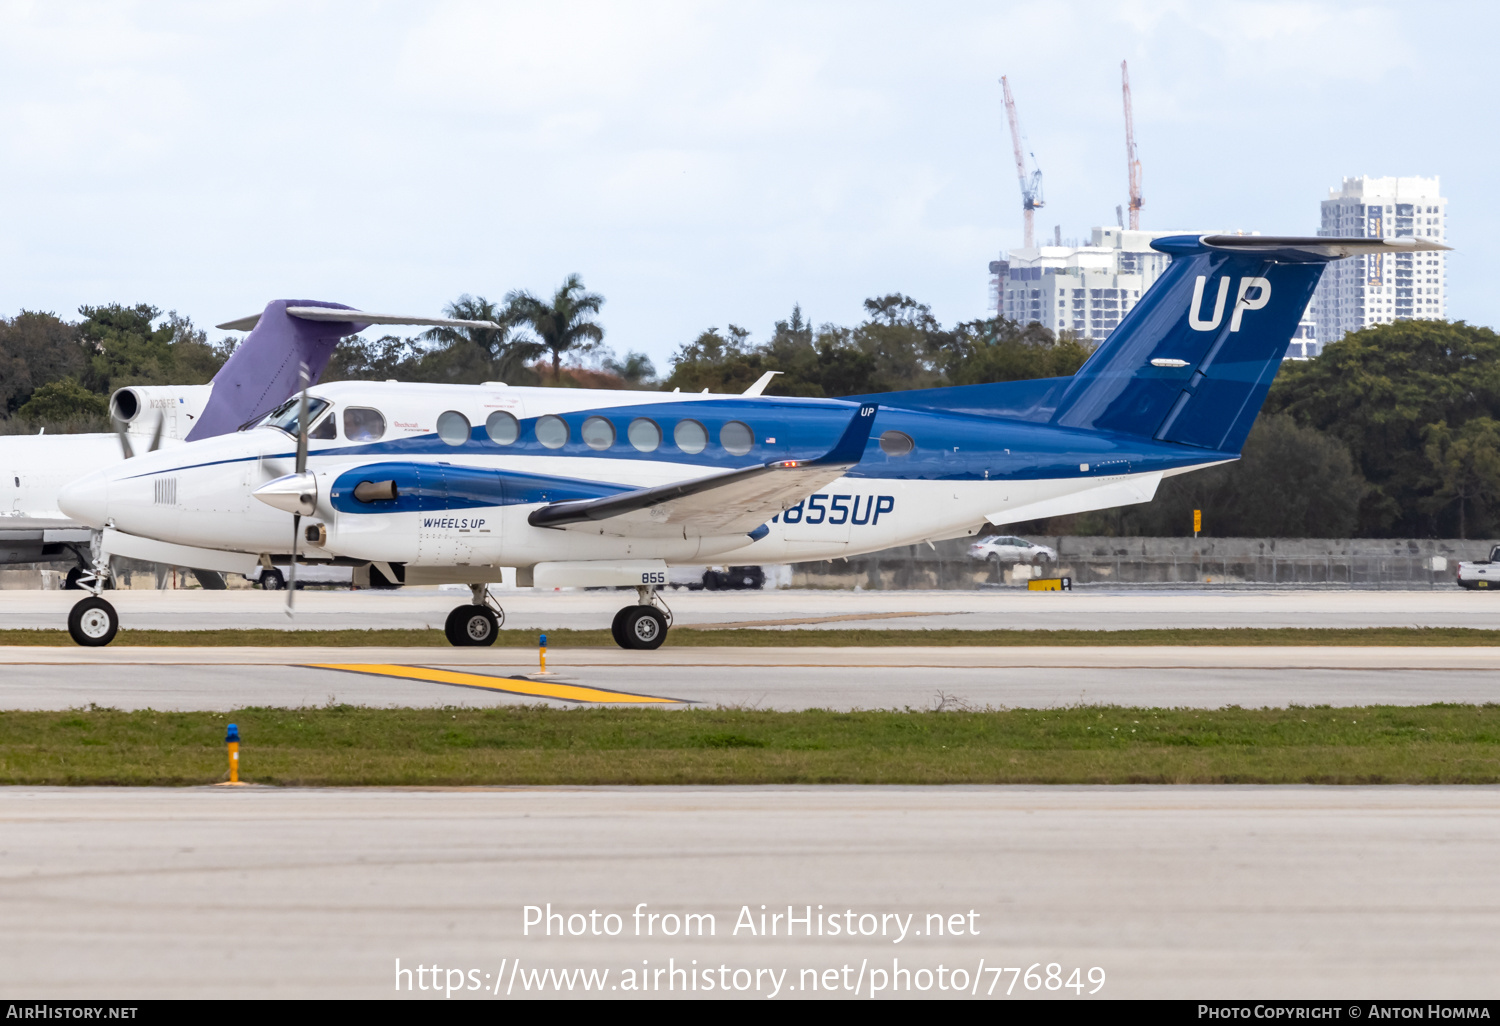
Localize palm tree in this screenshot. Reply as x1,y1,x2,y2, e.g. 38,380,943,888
506,274,605,382
422,294,543,381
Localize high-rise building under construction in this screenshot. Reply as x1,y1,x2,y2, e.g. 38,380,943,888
990,227,1319,353
1313,175,1447,344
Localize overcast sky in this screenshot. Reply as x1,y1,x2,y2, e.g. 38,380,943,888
0,1,1492,367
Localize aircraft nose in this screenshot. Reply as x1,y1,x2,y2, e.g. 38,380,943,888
57,471,110,527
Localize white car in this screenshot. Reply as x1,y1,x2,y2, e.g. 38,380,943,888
968,535,1057,566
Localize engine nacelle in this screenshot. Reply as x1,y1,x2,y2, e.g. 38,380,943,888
108,385,215,442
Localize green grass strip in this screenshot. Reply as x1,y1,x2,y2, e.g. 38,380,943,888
4,704,1500,785
0,626,1498,647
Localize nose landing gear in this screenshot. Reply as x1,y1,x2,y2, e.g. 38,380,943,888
443,583,506,647
611,585,671,650
66,540,119,646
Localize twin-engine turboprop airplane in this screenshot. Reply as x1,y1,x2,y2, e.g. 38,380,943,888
55,234,1445,648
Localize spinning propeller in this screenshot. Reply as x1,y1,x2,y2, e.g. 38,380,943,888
249,364,318,618
111,412,165,460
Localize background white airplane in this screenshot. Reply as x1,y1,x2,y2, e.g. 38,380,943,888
0,302,495,587
54,235,1445,648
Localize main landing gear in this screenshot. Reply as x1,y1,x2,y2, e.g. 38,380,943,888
611,586,672,651
444,583,506,647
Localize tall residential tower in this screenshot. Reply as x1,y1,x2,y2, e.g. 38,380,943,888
1314,175,1447,344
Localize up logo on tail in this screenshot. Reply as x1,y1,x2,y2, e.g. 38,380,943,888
1188,276,1272,332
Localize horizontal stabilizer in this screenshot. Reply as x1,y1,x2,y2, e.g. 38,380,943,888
1200,235,1450,259
216,308,502,332
529,403,878,538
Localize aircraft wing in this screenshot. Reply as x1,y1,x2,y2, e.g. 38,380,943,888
528,403,878,538
0,516,90,537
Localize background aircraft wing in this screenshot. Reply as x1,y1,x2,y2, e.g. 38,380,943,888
528,403,877,538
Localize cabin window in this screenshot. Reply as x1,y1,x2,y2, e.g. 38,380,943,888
343,407,385,442
536,415,569,449
628,418,661,453
485,410,519,445
436,411,470,447
673,419,707,454
310,414,336,440
879,430,914,456
581,416,615,450
719,420,754,456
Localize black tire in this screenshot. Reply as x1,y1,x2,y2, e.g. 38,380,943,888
703,571,721,591
444,605,498,647
619,605,667,650
610,607,632,648
68,596,119,647
260,567,286,591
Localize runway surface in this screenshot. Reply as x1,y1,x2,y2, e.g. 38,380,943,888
3,785,1498,999
2,586,1496,633
2,645,1497,709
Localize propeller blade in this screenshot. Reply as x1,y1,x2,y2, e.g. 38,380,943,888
294,363,310,476
285,515,299,617
111,419,135,460
148,412,165,453
285,362,310,619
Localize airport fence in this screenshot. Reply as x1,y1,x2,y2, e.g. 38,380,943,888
790,537,1497,591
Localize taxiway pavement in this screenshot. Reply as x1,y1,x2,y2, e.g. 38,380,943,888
1,645,1496,710
3,785,1497,998
1,586,1495,633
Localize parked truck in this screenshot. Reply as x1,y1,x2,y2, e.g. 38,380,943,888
1456,545,1500,590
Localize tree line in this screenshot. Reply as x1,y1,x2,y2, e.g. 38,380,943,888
1,277,1496,539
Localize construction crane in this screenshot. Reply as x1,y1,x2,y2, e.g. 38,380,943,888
1121,59,1143,230
1000,76,1043,249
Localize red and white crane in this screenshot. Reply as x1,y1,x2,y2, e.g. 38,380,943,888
1000,76,1044,249
1121,60,1143,230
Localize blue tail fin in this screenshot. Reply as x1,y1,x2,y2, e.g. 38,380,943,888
854,234,1445,455
1050,235,1333,452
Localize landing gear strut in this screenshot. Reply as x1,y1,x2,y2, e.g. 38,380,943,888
67,538,119,647
443,583,505,647
611,586,671,650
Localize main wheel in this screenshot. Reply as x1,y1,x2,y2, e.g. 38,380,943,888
444,604,498,647
618,605,667,650
68,596,119,647
260,567,286,591
610,606,632,648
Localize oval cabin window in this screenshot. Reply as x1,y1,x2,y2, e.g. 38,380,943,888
535,415,570,449
581,416,615,450
485,410,519,445
343,407,385,442
674,419,708,454
719,420,754,456
628,418,661,452
436,411,470,447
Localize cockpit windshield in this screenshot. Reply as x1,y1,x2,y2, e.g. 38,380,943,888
258,396,331,438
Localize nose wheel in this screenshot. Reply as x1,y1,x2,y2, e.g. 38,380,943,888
68,596,119,647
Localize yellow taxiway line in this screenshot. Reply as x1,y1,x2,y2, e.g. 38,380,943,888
309,663,685,705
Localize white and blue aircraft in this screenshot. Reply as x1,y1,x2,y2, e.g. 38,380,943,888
54,234,1443,648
